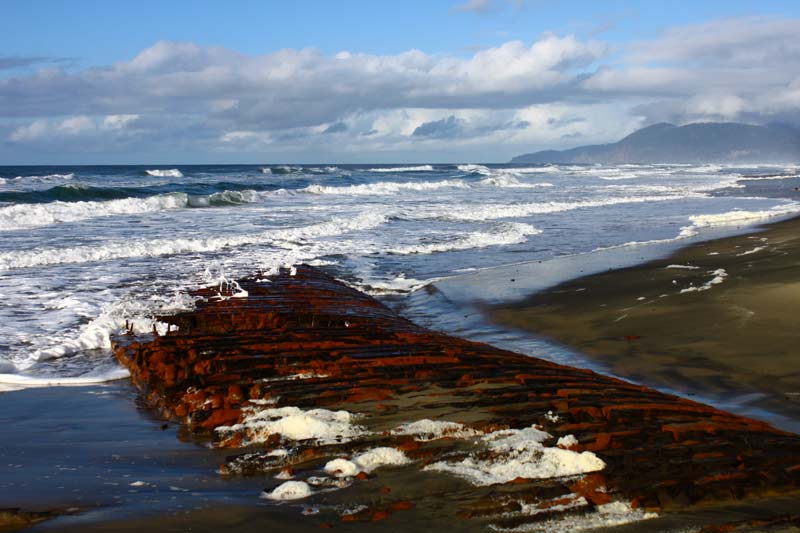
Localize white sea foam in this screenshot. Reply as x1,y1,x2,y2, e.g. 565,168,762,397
0,365,130,388
504,166,560,174
368,165,435,172
0,212,388,270
301,179,467,196
680,268,728,293
13,289,196,372
665,264,700,270
679,203,800,238
0,193,188,231
187,189,258,207
359,273,433,295
430,195,690,222
215,406,367,446
0,189,261,231
145,169,183,177
479,174,554,188
458,164,492,175
387,222,540,255
738,174,800,181
324,447,410,477
556,435,579,448
12,173,75,182
391,419,480,441
737,245,767,256
425,425,605,486
496,500,656,532
260,480,312,501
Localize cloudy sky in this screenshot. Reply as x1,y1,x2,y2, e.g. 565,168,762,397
2,0,800,164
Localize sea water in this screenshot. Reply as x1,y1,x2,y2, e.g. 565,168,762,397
1,162,799,386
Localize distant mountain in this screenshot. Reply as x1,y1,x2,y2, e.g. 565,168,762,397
510,122,800,164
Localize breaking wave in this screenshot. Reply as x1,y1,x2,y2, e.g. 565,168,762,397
368,165,435,173
679,203,800,238
0,189,260,231
420,194,699,222
388,222,541,255
145,169,184,178
0,212,389,270
301,179,467,196
10,172,75,182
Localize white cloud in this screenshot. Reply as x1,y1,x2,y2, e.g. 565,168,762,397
4,15,800,161
102,114,139,129
58,115,95,134
10,119,49,142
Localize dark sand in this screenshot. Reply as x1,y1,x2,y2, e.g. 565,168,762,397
0,384,488,532
5,218,800,531
491,215,800,430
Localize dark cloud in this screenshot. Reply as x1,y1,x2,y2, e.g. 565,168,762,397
413,115,464,138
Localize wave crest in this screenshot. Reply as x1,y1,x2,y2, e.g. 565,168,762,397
0,189,260,231
145,169,183,177
368,165,435,173
301,179,467,196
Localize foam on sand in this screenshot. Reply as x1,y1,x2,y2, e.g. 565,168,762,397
215,406,367,446
391,419,480,441
737,245,767,256
324,447,410,477
145,169,183,177
494,500,657,532
260,480,312,501
425,425,604,486
679,268,728,293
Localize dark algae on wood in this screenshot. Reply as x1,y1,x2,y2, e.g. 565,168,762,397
111,266,800,530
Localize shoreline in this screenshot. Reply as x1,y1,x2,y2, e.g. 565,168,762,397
489,214,800,432
2,264,800,531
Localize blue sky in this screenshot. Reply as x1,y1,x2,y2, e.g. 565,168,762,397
2,0,800,163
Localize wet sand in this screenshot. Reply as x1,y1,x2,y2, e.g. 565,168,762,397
5,223,800,531
0,384,488,532
490,215,800,429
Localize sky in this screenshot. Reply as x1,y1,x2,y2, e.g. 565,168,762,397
2,0,800,164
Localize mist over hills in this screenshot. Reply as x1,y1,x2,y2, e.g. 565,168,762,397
510,122,800,164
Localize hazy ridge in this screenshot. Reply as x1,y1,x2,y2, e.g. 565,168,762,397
511,122,800,164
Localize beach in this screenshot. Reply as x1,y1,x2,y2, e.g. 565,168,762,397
2,164,800,531
491,214,800,432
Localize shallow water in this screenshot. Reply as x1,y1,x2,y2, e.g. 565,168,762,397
1,162,799,385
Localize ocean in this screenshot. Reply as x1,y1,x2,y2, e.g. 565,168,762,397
1,162,799,388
